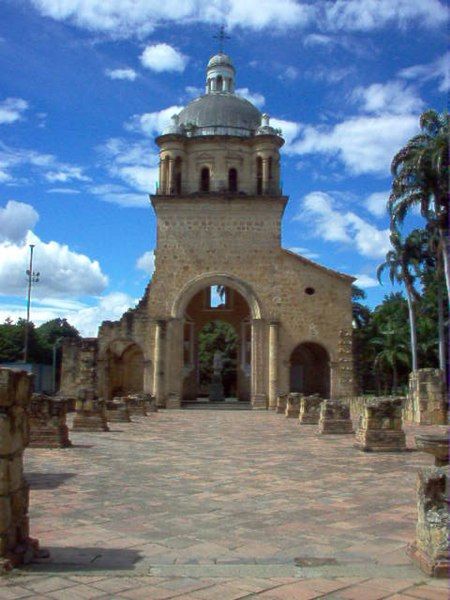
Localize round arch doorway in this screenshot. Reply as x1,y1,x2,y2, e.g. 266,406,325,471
181,285,252,403
289,342,330,398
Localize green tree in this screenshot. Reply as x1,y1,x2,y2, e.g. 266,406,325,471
36,318,80,364
198,320,238,392
371,322,410,394
388,110,449,301
377,230,423,371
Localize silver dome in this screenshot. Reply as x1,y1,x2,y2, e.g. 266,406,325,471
207,53,234,70
178,93,262,137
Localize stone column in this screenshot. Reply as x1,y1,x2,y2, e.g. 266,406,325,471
251,318,267,410
268,321,278,410
0,368,41,572
329,360,339,399
285,392,302,418
143,359,153,395
318,399,354,434
29,394,72,448
153,320,166,408
299,394,323,425
158,159,164,194
406,369,446,425
165,318,183,408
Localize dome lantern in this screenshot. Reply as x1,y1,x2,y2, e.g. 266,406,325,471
206,52,235,94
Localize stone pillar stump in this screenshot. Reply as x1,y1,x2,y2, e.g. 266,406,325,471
145,394,158,413
407,467,449,577
354,397,406,452
72,390,109,432
106,397,131,423
276,394,288,414
299,394,323,425
166,393,181,409
29,394,72,448
285,393,302,418
125,394,149,415
318,399,354,434
0,368,42,572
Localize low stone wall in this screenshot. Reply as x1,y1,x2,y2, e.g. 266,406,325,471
0,368,40,572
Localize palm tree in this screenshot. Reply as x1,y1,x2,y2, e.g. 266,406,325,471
370,323,410,394
377,230,422,371
388,110,449,302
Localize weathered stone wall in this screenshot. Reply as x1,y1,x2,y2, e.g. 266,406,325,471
0,368,38,572
404,369,447,425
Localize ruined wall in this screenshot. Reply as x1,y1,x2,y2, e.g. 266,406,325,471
0,368,37,571
404,369,447,425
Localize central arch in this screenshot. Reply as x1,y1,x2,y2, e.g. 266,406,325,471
172,273,263,320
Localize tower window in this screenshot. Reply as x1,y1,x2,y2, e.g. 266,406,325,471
216,75,223,91
174,157,182,194
200,167,210,192
256,157,263,195
228,168,238,192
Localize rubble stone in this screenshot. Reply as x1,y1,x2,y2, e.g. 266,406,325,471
405,369,447,425
299,394,323,425
354,397,406,452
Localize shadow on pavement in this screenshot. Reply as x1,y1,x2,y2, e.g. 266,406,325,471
25,472,77,490
28,546,142,572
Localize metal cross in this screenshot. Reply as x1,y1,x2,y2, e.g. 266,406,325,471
213,25,230,53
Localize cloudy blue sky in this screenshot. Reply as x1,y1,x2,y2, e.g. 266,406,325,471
0,0,448,335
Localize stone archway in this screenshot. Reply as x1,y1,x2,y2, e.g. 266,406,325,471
165,274,266,408
289,342,330,398
106,341,144,399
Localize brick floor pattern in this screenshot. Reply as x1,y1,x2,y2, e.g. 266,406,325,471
1,410,447,599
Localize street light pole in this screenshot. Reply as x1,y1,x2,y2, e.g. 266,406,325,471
23,244,40,363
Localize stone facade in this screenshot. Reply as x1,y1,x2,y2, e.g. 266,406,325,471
407,467,449,577
354,397,406,452
299,394,323,425
0,368,40,571
59,53,355,409
318,399,354,434
29,394,71,448
404,369,447,425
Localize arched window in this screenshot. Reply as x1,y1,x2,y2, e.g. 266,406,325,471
216,75,223,91
174,157,182,194
228,168,238,192
200,167,210,192
256,157,263,195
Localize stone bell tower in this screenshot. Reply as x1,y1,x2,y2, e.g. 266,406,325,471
60,51,355,410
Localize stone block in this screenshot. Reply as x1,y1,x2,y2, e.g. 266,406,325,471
72,391,109,432
318,399,354,434
355,397,406,452
28,395,72,448
276,394,288,414
406,369,447,425
125,394,149,415
407,466,449,577
285,393,302,418
251,394,267,410
299,394,323,424
166,393,181,409
106,397,132,422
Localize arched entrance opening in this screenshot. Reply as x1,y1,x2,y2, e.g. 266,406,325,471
106,341,144,398
289,342,330,398
181,285,252,402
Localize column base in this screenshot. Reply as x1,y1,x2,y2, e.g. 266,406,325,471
251,394,267,410
166,393,181,409
72,413,109,432
406,542,449,578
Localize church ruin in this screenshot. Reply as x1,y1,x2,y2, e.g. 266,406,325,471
60,52,355,409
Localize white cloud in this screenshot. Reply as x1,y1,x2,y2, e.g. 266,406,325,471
365,191,389,218
281,66,299,80
399,52,450,92
324,0,448,31
0,200,39,244
136,250,155,276
290,114,418,175
236,88,265,108
0,141,89,185
29,0,314,37
288,246,320,260
97,138,159,197
353,273,379,288
47,188,81,194
126,105,184,137
105,67,138,81
303,33,334,47
0,230,108,298
270,118,302,149
89,184,149,208
352,81,424,115
296,191,391,259
140,43,187,73
0,98,28,125
0,292,136,337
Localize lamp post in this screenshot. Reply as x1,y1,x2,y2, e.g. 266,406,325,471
23,244,40,363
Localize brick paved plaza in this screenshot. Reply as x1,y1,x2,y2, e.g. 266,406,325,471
1,409,447,599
